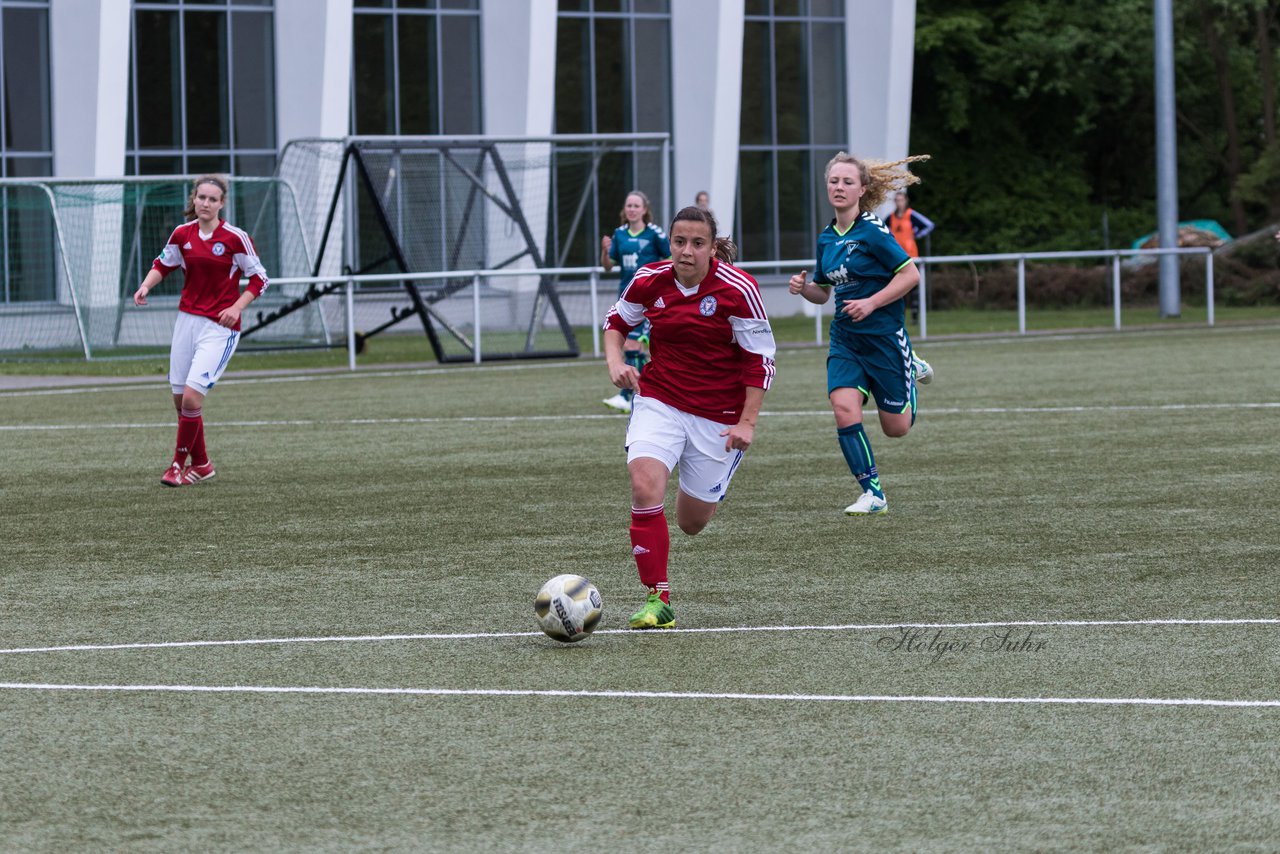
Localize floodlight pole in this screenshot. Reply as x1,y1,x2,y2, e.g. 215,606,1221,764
1154,0,1181,317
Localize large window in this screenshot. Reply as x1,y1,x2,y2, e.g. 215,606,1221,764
554,0,671,267
738,0,845,260
1,0,54,303
351,0,482,136
127,0,278,177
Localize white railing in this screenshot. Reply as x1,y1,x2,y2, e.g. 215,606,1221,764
266,245,1217,369
913,246,1214,339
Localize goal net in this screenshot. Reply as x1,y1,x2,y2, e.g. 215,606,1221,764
0,176,319,358
273,134,671,362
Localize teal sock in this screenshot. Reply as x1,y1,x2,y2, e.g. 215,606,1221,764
837,423,884,499
622,350,646,402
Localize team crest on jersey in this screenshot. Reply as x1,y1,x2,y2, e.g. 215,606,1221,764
699,296,717,316
211,242,226,256
845,242,861,255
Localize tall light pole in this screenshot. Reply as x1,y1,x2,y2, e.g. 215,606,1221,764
1154,0,1180,317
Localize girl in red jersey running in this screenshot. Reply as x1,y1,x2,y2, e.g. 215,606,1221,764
132,175,269,487
602,206,777,629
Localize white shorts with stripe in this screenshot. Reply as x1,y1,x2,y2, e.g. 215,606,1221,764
169,311,240,395
625,394,746,503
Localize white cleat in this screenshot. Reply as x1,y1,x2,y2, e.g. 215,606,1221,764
844,490,888,516
911,352,934,385
602,392,632,414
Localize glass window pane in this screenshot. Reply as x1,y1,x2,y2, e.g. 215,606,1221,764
774,21,808,145
554,17,590,133
744,0,769,15
184,11,230,148
739,22,771,145
737,151,775,259
2,8,51,152
593,18,627,133
355,0,394,6
440,15,480,133
438,0,478,8
774,0,803,15
558,0,589,11
353,14,395,134
4,181,57,302
231,11,276,149
189,154,232,175
134,10,182,149
632,18,669,132
776,149,810,258
633,0,669,12
138,156,184,175
398,14,437,134
809,20,844,144
595,0,623,11
810,0,843,16
235,154,277,177
6,156,52,178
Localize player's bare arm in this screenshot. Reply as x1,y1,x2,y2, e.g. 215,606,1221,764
218,288,258,328
134,269,164,306
721,386,765,451
603,328,639,391
842,261,920,321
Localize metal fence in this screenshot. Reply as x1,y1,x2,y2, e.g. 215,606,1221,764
259,245,1216,369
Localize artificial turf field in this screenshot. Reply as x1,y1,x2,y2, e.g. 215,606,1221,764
2,324,1278,850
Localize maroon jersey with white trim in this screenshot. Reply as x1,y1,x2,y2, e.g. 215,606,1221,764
151,219,269,331
603,258,776,422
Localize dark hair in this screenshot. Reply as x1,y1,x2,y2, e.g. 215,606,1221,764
183,174,228,221
670,206,737,263
617,189,653,226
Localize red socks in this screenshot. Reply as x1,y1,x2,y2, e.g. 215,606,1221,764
630,504,670,603
174,407,204,467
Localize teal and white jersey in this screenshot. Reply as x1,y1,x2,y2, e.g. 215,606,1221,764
608,222,670,294
813,211,912,337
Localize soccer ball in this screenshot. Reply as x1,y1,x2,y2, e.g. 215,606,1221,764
534,574,603,643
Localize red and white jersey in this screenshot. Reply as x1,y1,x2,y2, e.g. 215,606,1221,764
151,219,269,331
603,258,776,423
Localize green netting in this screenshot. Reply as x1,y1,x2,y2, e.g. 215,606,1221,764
0,177,319,358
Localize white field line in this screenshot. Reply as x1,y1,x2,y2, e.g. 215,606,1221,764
1,617,1276,656
3,401,1279,432
0,681,1275,708
3,320,1276,400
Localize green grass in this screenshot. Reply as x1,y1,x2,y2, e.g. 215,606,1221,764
2,326,1279,850
5,304,1279,377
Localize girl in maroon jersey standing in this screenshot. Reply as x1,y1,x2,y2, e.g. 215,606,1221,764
133,175,269,487
602,206,777,629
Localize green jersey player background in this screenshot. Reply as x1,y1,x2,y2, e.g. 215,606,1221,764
789,152,934,516
600,190,670,413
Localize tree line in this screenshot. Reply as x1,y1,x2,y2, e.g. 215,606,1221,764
908,0,1279,254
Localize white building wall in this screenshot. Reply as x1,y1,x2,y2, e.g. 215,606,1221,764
671,0,745,236
845,0,917,164
276,0,354,143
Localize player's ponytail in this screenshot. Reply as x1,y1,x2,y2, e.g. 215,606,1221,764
670,205,736,262
183,174,229,221
824,152,930,212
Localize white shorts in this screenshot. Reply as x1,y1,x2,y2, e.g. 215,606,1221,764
169,311,240,395
625,395,746,503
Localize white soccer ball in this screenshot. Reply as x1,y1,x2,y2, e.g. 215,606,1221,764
534,574,603,643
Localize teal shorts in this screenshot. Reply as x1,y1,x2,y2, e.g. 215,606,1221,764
826,327,917,415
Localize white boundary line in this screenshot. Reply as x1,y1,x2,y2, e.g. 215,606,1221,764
0,681,1275,708
3,402,1279,432
2,617,1276,656
3,320,1276,399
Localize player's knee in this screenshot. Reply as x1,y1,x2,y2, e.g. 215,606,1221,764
678,517,708,536
883,421,911,439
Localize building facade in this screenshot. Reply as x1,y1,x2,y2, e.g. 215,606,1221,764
7,0,915,293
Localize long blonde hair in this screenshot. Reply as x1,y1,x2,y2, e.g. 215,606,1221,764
824,153,930,213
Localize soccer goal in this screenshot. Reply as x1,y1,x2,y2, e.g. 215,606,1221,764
269,133,672,362
0,176,320,359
